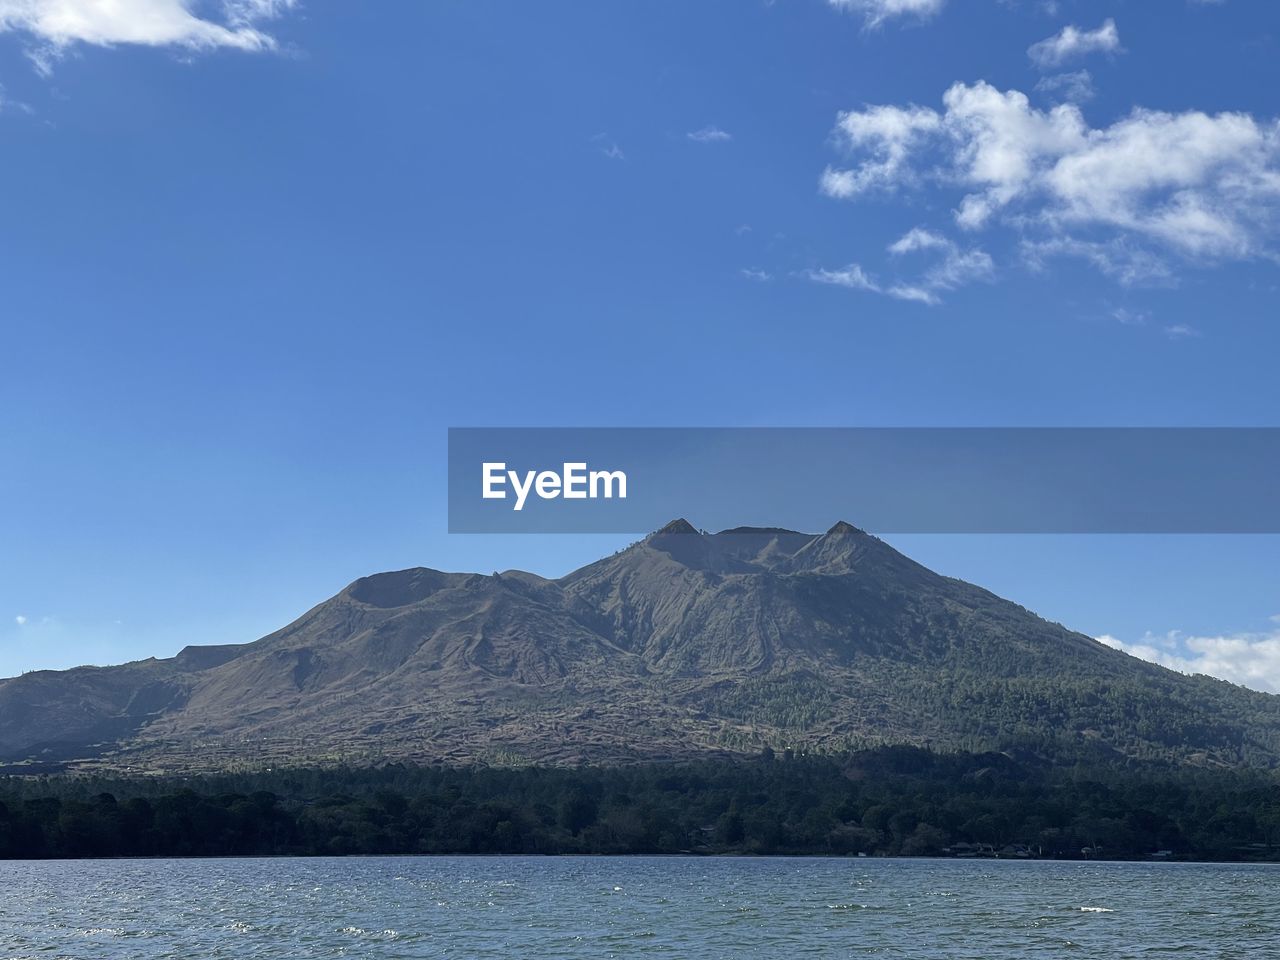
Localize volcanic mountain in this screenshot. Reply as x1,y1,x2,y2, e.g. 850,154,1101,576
3,522,1279,772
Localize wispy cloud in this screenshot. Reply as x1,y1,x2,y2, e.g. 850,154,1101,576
887,226,950,254
1035,70,1095,104
883,283,939,305
1102,305,1202,342
822,81,1280,284
1021,237,1175,286
591,133,625,160
805,262,880,292
1108,305,1149,326
688,126,732,144
0,81,34,115
827,0,947,29
806,228,992,305
886,227,994,301
0,0,298,75
1028,19,1123,69
1099,624,1280,694
13,615,25,626
740,267,772,281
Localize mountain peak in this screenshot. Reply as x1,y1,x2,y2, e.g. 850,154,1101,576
652,518,698,536
826,520,864,536
344,567,460,608
1,518,1273,772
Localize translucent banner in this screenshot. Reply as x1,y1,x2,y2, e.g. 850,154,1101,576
447,427,1280,534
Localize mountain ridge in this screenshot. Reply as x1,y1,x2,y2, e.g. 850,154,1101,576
2,521,1278,772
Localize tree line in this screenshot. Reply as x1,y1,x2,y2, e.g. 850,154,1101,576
2,747,1279,860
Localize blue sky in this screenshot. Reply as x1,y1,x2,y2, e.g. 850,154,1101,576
2,0,1279,689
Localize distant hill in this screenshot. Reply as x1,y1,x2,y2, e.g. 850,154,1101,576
3,521,1279,772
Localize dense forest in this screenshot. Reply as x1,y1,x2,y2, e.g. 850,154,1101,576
3,748,1280,861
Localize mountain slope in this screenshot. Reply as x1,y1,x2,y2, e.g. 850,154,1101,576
3,522,1279,772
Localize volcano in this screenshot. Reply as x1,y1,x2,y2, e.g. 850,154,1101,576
3,522,1278,772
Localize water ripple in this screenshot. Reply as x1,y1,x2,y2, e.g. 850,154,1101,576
0,857,1278,959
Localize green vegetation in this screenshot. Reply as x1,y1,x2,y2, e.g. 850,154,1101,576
3,747,1280,861
7,531,1280,772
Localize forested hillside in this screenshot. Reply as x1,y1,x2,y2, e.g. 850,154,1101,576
4,749,1279,861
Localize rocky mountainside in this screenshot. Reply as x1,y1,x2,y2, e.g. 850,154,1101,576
3,521,1279,772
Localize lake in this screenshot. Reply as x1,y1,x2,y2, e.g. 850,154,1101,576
1,856,1275,958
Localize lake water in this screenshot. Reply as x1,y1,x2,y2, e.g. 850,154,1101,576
1,856,1276,958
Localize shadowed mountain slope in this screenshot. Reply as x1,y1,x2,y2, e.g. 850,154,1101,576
2,522,1278,772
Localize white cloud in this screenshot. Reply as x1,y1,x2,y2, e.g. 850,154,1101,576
820,105,942,198
805,263,880,292
592,133,625,160
885,283,939,305
1099,625,1280,694
806,228,992,305
0,0,296,73
1109,305,1148,326
1104,304,1205,342
928,245,994,286
0,82,26,114
740,267,772,281
888,227,994,294
688,126,732,143
941,83,1091,230
1020,236,1175,285
823,81,1280,281
827,0,946,28
1035,70,1095,104
1046,110,1274,257
224,0,294,26
887,226,950,254
13,615,25,626
1028,19,1123,69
